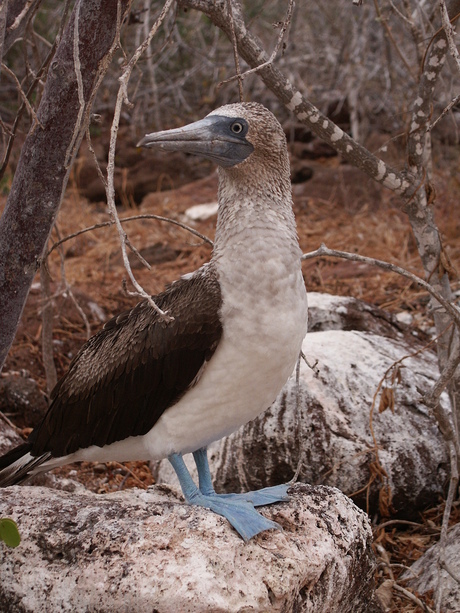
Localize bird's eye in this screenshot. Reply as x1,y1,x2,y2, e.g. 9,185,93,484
230,121,245,134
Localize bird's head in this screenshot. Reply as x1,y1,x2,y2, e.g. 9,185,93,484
137,102,287,170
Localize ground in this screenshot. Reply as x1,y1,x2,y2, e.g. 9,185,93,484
1,128,460,612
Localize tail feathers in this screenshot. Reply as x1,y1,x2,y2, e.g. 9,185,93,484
0,443,51,487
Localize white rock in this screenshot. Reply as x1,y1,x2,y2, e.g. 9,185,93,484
0,483,381,612
395,311,413,326
184,202,218,221
0,420,24,456
403,524,460,612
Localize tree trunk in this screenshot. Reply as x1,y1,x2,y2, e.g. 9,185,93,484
0,0,132,372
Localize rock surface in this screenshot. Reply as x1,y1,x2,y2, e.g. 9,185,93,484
0,483,380,613
155,294,448,517
0,414,25,456
403,524,460,612
0,371,48,429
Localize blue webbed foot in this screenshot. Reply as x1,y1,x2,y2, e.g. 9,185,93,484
192,447,290,507
188,490,282,541
169,451,285,541
216,483,290,507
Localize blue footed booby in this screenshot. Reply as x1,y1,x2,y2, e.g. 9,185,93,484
0,103,308,541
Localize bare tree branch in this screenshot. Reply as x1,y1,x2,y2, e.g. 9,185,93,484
219,0,295,91
0,1,71,180
3,0,42,56
105,0,176,320
179,0,415,198
301,243,460,326
435,440,459,612
223,0,243,101
0,62,41,126
0,0,133,373
40,260,57,396
46,214,213,259
0,0,7,68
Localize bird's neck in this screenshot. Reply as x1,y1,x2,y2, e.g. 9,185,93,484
210,165,307,351
212,166,300,265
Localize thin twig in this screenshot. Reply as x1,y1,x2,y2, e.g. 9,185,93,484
435,439,459,613
440,559,460,584
301,243,460,328
65,0,85,168
40,260,58,395
55,227,92,340
393,582,435,613
429,92,460,131
289,353,304,484
376,554,435,612
105,0,176,320
85,127,108,188
225,0,243,101
0,410,22,433
112,461,148,490
0,0,72,180
0,63,42,127
375,519,440,532
373,0,417,81
422,343,460,451
45,214,213,259
219,0,295,87
439,1,460,77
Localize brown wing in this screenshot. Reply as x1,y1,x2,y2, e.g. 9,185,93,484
28,266,222,457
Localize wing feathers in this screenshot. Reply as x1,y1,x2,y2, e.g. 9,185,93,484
29,266,222,458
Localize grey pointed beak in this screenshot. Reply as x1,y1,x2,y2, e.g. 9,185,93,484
137,115,253,168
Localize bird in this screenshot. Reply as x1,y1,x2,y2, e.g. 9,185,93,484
0,102,308,541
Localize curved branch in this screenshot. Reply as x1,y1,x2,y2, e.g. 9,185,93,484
105,0,182,321
301,243,460,327
179,0,415,198
45,214,213,258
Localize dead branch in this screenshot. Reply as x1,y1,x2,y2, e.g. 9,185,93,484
392,582,435,613
422,343,460,446
46,214,213,260
440,558,460,584
105,0,176,321
40,260,57,396
223,0,243,101
0,0,133,373
435,440,459,613
3,0,42,56
179,0,415,198
301,243,460,327
0,9,65,180
0,1,6,68
439,0,460,76
219,0,295,91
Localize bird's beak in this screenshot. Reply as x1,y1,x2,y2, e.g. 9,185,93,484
137,115,254,168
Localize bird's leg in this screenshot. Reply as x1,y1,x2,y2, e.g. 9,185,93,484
192,447,216,495
168,451,281,541
168,452,202,502
193,446,290,507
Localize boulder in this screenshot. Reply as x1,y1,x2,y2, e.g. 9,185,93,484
0,419,80,491
403,523,460,612
0,371,48,429
154,294,449,518
0,483,381,613
0,417,24,456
